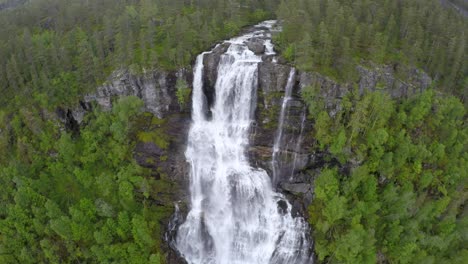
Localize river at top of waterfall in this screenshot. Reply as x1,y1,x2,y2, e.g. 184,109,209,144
175,21,313,264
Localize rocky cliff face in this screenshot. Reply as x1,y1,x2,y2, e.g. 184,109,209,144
251,59,432,216
200,36,433,218
56,67,192,264
0,0,27,11
60,24,432,264
68,68,189,122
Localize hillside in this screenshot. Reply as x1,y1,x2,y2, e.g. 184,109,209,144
0,1,466,263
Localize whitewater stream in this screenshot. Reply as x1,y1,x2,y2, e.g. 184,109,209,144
176,21,313,264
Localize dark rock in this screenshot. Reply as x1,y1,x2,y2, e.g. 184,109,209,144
166,250,188,264
134,142,164,169
248,146,274,174
277,199,288,215
246,38,265,54
262,54,275,62
162,114,191,184
56,107,80,134
71,101,92,124
276,56,288,65
299,71,347,117
0,0,26,11
291,200,305,218
281,183,311,195
202,43,231,110
258,62,292,95
164,204,189,264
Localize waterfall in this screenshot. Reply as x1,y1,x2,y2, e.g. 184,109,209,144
271,69,296,185
176,21,313,264
290,108,307,179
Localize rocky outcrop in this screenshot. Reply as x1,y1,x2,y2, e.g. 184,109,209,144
62,68,192,129
0,0,26,11
356,65,432,97
250,43,433,219
202,43,231,111
299,63,432,116
85,68,191,119
258,61,292,94
56,66,192,264
246,38,266,54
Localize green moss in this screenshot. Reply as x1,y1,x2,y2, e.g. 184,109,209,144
137,131,170,149
151,116,165,126
176,78,191,108
145,157,156,164
376,80,386,90
259,92,284,130
134,113,170,149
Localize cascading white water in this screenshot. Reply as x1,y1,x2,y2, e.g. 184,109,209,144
176,21,312,264
271,69,296,185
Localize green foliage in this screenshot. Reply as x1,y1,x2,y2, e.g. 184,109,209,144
276,0,468,96
0,0,277,109
136,114,170,150
176,78,191,108
306,91,467,263
0,2,279,261
0,97,174,263
282,44,296,62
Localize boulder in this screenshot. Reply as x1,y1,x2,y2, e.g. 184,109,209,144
246,38,265,54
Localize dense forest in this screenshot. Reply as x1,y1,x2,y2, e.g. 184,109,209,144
0,0,466,263
0,0,278,109
289,2,467,263
0,97,176,263
0,0,279,262
303,88,467,263
276,0,467,99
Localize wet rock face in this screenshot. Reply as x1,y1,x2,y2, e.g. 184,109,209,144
253,62,314,186
202,43,231,110
249,41,433,221
258,61,292,95
131,113,191,264
134,142,165,171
